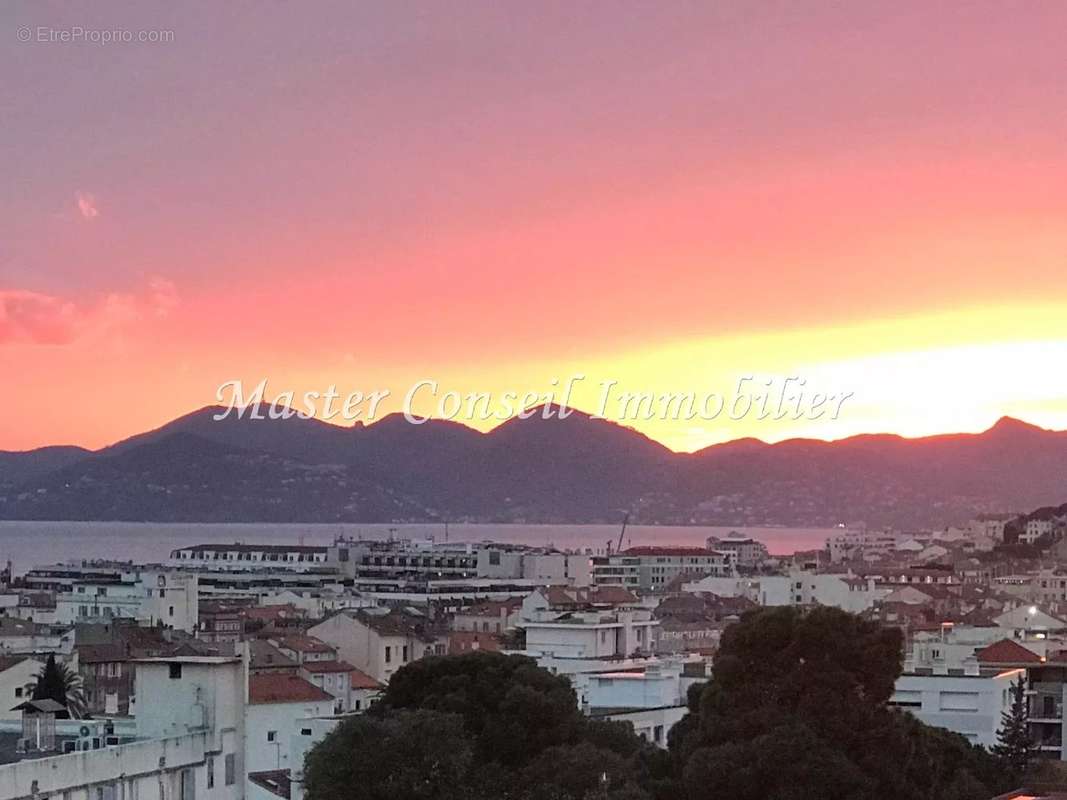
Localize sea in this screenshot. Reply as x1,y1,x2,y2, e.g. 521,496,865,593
0,521,834,575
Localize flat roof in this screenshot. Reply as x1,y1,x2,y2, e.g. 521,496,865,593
132,656,241,665
173,544,327,554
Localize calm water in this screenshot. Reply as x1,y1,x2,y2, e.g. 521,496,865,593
0,521,833,574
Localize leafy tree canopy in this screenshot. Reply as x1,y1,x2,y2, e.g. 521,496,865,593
672,606,1010,800
306,612,1016,800
305,652,665,800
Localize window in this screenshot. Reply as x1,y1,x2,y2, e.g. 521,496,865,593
169,663,182,680
385,646,391,664
267,730,277,742
402,646,408,662
14,687,22,698
301,728,313,736
224,754,236,786
206,757,215,789
169,606,175,617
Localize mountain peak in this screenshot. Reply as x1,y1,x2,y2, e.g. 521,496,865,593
986,416,1046,435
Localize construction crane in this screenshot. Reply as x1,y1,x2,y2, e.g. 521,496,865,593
616,511,630,554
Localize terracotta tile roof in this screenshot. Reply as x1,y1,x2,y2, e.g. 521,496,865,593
248,674,333,705
448,631,501,655
300,659,357,674
350,668,383,690
976,639,1043,665
457,599,522,617
76,643,129,664
352,609,443,642
541,585,639,608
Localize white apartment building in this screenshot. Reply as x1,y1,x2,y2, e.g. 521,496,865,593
308,608,447,684
0,618,73,656
753,572,886,613
591,547,733,592
681,571,886,614
826,528,905,563
519,587,660,664
573,660,700,748
1022,519,1056,545
54,571,198,633
0,657,43,723
705,533,769,568
0,654,247,800
170,544,330,570
244,674,335,781
298,660,382,714
890,670,1019,748
519,552,592,586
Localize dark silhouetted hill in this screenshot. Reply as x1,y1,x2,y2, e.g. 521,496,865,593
2,410,1065,527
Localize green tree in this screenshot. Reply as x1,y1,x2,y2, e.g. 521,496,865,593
303,710,484,800
671,606,1010,800
993,675,1035,779
304,652,665,800
31,654,86,719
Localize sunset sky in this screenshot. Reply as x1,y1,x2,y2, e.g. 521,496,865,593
3,2,1067,453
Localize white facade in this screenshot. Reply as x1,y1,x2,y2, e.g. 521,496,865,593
0,621,73,656
521,599,660,661
891,671,1019,748
244,694,334,778
705,534,769,567
308,611,446,684
683,571,886,613
0,655,246,800
1023,519,1055,545
520,553,593,587
55,571,198,633
0,658,43,723
170,544,329,570
592,549,733,592
571,659,696,748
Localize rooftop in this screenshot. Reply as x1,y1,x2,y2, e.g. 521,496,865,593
272,635,335,654
173,543,328,554
248,770,292,800
976,639,1043,665
350,668,383,690
620,547,727,557
300,659,357,674
352,608,442,642
248,674,333,705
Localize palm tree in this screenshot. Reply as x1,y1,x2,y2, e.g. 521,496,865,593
30,654,87,719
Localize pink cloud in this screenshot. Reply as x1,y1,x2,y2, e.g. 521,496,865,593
0,278,179,346
76,191,99,220
0,291,79,344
